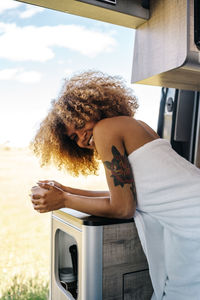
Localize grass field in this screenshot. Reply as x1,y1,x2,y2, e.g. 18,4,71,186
0,146,107,299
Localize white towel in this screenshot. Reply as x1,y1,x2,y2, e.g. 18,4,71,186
128,139,200,300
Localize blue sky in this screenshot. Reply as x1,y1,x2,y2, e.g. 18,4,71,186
0,0,161,147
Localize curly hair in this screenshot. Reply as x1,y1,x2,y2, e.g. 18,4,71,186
32,71,138,176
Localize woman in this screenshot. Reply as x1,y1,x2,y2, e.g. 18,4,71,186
31,71,200,299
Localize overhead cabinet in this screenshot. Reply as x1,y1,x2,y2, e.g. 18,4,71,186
16,0,149,28
131,0,200,91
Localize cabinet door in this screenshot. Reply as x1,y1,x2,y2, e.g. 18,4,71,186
123,270,153,300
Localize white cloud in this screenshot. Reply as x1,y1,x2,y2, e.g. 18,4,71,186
19,6,44,19
64,69,73,77
0,68,42,83
16,70,42,83
0,0,21,14
0,22,116,62
0,0,44,18
0,68,18,79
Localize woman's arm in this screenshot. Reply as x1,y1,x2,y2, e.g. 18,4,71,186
31,118,136,218
91,119,136,218
31,184,113,216
32,173,134,218
37,180,109,197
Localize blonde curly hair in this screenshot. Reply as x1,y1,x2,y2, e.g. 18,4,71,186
32,71,138,176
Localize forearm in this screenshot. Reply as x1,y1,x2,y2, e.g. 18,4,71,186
32,182,134,218
62,186,109,198
37,180,109,197
63,192,127,218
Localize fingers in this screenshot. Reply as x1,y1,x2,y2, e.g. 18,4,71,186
31,198,42,205
34,206,48,213
37,182,51,190
38,180,63,190
31,197,43,209
37,180,56,186
30,183,49,213
31,194,41,200
37,180,49,183
37,180,55,184
37,209,48,213
31,199,47,213
33,204,45,210
37,182,63,193
30,180,62,214
30,188,45,200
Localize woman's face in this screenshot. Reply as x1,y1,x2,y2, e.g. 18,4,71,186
66,121,96,149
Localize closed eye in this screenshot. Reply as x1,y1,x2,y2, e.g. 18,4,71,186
70,134,78,143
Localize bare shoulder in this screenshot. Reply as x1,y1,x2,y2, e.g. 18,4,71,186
93,116,154,140
93,116,158,138
93,116,135,136
93,116,159,155
137,120,159,139
93,117,133,153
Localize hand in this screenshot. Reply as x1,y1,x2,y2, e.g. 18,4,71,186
30,182,66,213
37,180,65,191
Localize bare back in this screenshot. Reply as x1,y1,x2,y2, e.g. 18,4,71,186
102,116,160,156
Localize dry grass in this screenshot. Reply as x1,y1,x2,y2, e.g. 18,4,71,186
0,146,107,298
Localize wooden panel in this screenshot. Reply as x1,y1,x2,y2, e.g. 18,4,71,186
102,222,152,300
132,0,187,82
103,264,150,300
136,67,200,91
189,0,198,52
103,222,148,268
123,270,153,300
132,0,200,91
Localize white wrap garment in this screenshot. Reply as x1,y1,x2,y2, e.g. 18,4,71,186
128,138,200,300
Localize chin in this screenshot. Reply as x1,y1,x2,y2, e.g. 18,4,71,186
87,146,94,150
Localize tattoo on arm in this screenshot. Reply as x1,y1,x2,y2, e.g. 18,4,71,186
104,146,137,201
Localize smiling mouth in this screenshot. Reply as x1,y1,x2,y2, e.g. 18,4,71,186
88,135,94,146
